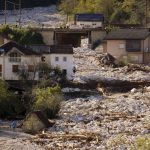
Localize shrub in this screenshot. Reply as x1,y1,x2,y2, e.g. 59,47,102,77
132,135,150,150
0,80,25,118
0,25,44,45
32,86,63,118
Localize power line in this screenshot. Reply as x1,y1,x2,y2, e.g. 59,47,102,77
4,0,21,25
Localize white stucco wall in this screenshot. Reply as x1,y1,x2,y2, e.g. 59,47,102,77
0,55,40,80
76,21,102,28
50,54,74,79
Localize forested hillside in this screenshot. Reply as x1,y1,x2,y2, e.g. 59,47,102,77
59,0,150,25
0,0,59,10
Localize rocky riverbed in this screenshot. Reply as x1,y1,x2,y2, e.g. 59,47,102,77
29,89,150,149
73,47,150,85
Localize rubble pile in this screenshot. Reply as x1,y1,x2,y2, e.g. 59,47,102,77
30,90,150,149
0,5,65,27
73,48,150,84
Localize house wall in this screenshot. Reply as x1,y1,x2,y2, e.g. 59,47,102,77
105,39,147,64
50,54,74,79
0,55,40,80
76,21,103,28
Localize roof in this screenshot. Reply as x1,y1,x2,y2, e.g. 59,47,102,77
26,45,51,54
50,45,73,54
75,14,104,22
32,111,52,128
104,29,150,40
0,41,40,55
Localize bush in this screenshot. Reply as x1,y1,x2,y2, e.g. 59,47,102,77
32,86,63,118
132,135,150,150
0,25,44,45
0,80,25,118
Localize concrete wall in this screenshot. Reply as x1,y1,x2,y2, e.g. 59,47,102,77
76,21,103,28
106,40,126,58
50,54,74,79
105,39,150,64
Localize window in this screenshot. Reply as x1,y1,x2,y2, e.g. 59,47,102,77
55,57,59,62
63,57,67,62
9,52,21,62
126,40,141,52
0,65,2,77
62,69,67,75
119,43,125,49
28,65,34,72
12,65,19,72
41,56,46,62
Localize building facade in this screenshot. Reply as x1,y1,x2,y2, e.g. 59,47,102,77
75,14,104,28
104,29,150,64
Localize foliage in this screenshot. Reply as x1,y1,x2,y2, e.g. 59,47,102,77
32,86,63,118
59,0,150,25
0,25,44,45
132,135,150,150
0,80,25,118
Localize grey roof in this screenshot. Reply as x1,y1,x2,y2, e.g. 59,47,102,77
75,14,104,22
50,45,73,54
104,29,150,40
26,44,73,54
0,41,39,55
26,45,51,54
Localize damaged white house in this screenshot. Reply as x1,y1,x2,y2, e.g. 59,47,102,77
0,41,74,80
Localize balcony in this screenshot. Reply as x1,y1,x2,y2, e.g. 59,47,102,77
9,57,21,62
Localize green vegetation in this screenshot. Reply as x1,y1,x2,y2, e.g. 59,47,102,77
132,135,150,150
0,25,44,45
32,86,63,118
0,80,25,118
59,0,150,25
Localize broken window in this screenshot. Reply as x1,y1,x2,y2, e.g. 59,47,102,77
62,69,67,75
12,65,19,72
126,40,141,52
28,65,34,72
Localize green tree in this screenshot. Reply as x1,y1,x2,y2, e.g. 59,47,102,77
32,86,63,118
0,80,25,118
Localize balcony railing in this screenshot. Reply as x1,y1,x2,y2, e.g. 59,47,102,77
9,57,21,62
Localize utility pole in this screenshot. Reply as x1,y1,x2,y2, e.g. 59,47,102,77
19,0,21,26
145,0,148,28
4,0,7,24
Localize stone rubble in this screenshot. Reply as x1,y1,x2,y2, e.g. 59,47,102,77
73,47,150,84
30,90,150,149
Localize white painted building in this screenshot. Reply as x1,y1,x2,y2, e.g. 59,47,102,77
75,14,104,28
49,45,74,79
0,42,74,80
0,41,41,80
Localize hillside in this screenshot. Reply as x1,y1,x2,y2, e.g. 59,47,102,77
59,0,150,25
0,0,59,10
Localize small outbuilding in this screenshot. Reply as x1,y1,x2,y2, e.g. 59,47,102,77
21,110,53,133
